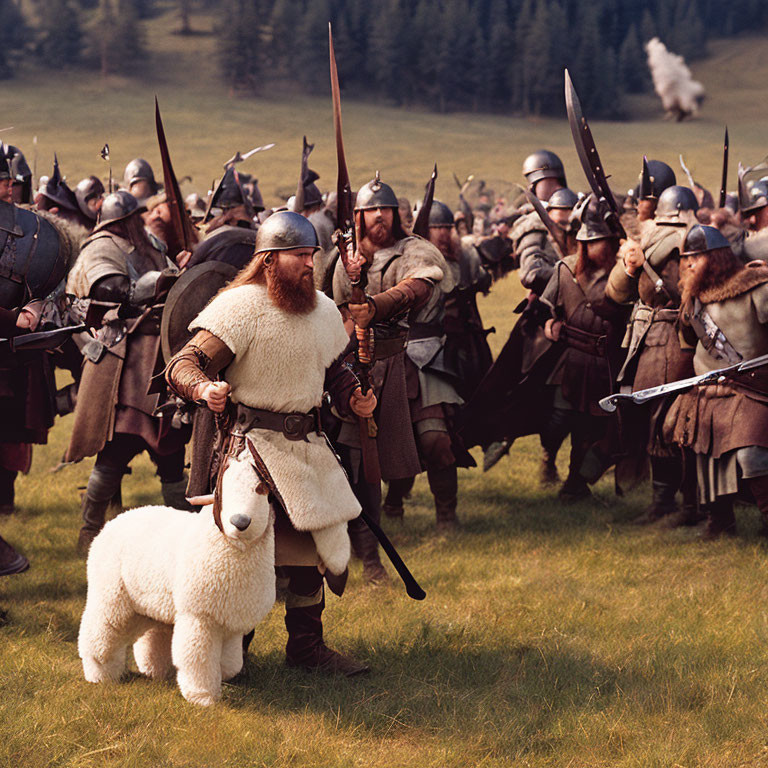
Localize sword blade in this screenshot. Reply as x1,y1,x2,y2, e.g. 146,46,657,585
10,323,88,351
599,352,768,412
241,143,275,160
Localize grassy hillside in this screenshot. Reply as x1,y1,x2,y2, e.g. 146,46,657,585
3,8,768,767
3,4,767,209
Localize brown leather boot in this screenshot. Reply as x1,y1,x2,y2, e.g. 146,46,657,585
427,466,459,531
700,497,737,540
77,466,123,557
383,477,414,519
0,467,16,516
0,535,29,577
285,597,369,677
349,521,388,584
634,456,681,524
747,474,768,537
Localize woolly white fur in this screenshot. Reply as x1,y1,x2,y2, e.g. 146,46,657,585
78,455,276,707
192,284,361,543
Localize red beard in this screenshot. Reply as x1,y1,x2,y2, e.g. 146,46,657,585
575,240,619,276
366,220,393,247
267,264,317,314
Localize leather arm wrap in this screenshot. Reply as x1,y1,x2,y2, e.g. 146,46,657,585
324,356,359,417
370,278,432,322
165,330,235,401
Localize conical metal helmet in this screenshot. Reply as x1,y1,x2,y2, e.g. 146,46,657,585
740,179,768,217
428,200,454,228
522,150,566,185
354,171,398,210
74,176,105,221
655,185,699,224
254,210,319,254
546,187,579,210
681,224,731,256
637,158,676,201
123,157,157,187
93,190,144,232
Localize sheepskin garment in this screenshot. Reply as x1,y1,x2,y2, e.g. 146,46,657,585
191,284,361,532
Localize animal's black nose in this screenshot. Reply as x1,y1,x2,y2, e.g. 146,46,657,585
230,514,251,531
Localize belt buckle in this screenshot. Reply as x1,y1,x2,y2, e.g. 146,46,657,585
283,413,308,441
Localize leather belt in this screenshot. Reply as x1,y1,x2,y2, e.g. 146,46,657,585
374,336,406,360
561,324,607,356
233,402,322,442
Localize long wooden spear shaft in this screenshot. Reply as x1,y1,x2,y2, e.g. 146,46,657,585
329,22,381,483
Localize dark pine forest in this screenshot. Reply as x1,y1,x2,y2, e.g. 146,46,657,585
1,0,767,118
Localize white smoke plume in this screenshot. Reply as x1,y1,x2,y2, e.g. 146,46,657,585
645,37,706,122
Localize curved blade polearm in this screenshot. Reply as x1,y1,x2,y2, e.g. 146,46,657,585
329,23,355,255
412,164,438,238
719,126,729,209
564,69,618,214
155,97,198,252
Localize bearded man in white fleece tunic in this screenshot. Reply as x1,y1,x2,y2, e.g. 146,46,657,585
166,211,376,676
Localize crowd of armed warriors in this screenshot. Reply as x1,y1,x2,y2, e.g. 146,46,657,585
3,125,768,673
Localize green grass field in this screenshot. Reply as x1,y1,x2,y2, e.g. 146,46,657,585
4,6,768,766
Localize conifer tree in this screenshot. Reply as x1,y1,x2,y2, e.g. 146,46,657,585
618,24,645,93
0,0,25,78
34,0,82,68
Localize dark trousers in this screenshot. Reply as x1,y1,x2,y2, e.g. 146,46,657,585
94,433,186,483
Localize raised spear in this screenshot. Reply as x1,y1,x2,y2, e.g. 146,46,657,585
329,22,425,601
412,164,438,238
155,97,199,253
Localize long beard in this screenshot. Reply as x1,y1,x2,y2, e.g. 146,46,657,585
679,262,708,312
267,265,317,314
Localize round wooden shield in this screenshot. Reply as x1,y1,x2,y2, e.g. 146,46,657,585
160,260,239,362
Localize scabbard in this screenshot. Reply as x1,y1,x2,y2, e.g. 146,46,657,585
359,509,426,600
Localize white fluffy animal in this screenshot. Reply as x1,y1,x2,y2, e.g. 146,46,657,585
645,37,706,122
78,454,276,706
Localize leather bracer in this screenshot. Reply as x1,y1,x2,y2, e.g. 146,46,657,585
165,330,235,401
